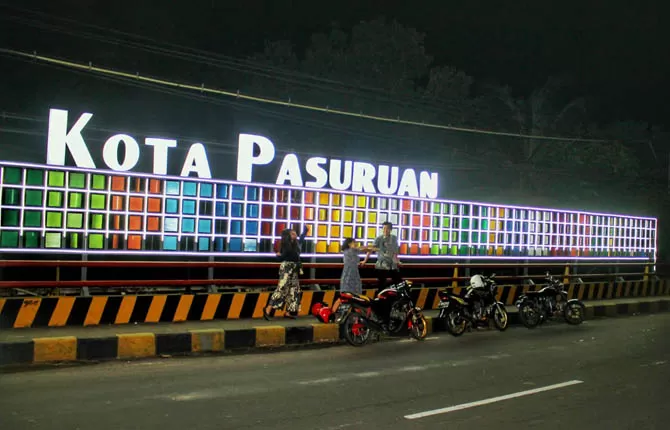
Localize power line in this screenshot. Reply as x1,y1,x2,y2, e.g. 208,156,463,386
0,48,615,144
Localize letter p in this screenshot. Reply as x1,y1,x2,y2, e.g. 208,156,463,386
236,133,275,182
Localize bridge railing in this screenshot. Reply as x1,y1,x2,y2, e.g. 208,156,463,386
0,259,661,297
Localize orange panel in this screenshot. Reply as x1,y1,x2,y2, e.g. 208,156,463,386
111,176,126,191
400,243,409,254
402,200,411,211
128,215,142,231
147,198,161,213
412,215,420,227
304,192,315,204
145,295,167,323
128,235,142,250
421,244,430,255
149,179,161,194
129,196,144,212
111,195,124,211
147,216,160,231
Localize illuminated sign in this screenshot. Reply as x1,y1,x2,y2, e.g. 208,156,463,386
47,108,438,198
0,161,657,260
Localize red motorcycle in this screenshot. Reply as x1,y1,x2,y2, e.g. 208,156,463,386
312,280,428,347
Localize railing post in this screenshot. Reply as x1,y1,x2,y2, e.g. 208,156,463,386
81,254,90,297
452,264,459,289
643,264,649,286
207,256,216,293
563,263,570,285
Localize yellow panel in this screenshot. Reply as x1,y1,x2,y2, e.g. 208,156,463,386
356,226,364,238
117,333,156,359
332,209,341,222
344,210,353,222
34,337,77,363
145,295,167,323
255,326,286,347
316,241,328,253
48,297,76,327
332,194,341,205
499,208,505,217
114,296,137,325
319,193,330,205
368,212,377,223
317,225,328,237
331,225,341,237
14,298,41,328
328,241,341,253
367,227,377,238
344,195,355,207
84,296,107,326
496,246,504,255
356,196,366,208
356,211,364,223
173,295,194,322
343,226,353,237
318,209,328,221
304,207,315,220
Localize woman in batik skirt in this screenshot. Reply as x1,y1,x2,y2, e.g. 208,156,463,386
264,226,308,320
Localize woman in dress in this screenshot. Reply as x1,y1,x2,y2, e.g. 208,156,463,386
331,238,375,314
264,226,308,320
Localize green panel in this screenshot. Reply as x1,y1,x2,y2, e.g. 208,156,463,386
480,207,488,217
45,232,62,248
432,203,441,214
24,210,42,227
69,172,86,189
459,245,469,255
461,232,468,242
3,167,22,184
25,189,43,206
481,219,489,230
461,218,470,229
2,187,20,205
26,169,44,186
1,208,19,226
67,212,83,228
48,171,65,187
90,194,106,209
24,231,40,248
430,244,440,255
442,230,449,241
432,216,440,228
92,175,106,190
68,192,83,209
88,233,104,249
450,245,458,255
431,230,439,241
68,232,80,249
442,203,450,214
90,213,104,229
472,232,479,242
440,245,449,255
0,230,19,247
46,211,63,228
442,217,450,228
47,191,63,208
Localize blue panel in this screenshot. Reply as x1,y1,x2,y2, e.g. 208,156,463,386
183,182,197,197
198,237,210,251
231,203,243,217
182,218,195,233
166,199,179,214
214,237,225,251
198,219,212,234
164,217,179,232
231,220,242,235
166,181,180,195
215,202,227,217
182,200,196,215
229,238,243,251
200,183,213,198
246,204,259,218
244,239,257,252
245,221,259,235
231,185,245,200
247,187,259,201
163,236,178,250
216,184,228,199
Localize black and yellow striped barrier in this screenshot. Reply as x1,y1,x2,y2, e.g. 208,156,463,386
1,297,669,366
0,279,667,329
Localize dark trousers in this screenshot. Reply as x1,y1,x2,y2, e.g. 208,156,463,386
375,269,402,293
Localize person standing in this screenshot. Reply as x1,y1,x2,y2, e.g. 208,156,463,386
264,226,308,320
362,221,402,293
331,238,375,314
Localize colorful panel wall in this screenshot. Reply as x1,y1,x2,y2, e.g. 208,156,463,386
0,162,657,259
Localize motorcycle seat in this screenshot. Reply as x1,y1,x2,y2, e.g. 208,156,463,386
339,292,371,302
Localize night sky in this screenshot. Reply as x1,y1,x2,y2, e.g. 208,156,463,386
2,0,665,126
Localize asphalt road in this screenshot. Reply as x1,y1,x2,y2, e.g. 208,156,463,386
1,314,669,430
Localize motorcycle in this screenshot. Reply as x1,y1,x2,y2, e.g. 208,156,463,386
437,273,509,336
515,272,585,328
311,280,428,347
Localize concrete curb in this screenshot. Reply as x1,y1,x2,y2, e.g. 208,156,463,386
1,298,668,367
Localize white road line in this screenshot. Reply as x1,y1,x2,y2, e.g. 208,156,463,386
297,377,339,385
404,380,584,420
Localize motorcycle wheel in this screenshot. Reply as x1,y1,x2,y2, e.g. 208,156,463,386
409,312,428,340
491,304,509,331
564,301,585,325
445,310,467,337
518,302,541,329
343,311,371,347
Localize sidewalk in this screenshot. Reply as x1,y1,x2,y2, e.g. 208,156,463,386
1,296,668,367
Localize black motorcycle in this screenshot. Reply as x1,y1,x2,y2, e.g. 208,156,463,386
515,272,585,328
312,280,428,346
437,273,509,337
